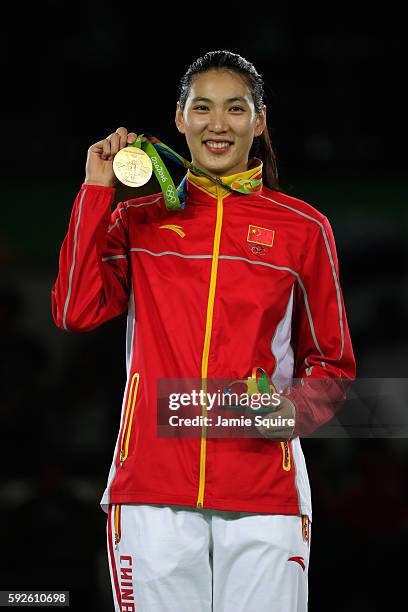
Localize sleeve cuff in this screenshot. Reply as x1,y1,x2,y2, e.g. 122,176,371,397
280,391,300,437
82,182,116,193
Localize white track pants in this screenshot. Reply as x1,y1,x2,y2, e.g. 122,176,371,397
106,503,311,611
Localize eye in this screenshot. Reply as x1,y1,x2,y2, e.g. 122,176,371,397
193,105,209,111
230,106,245,112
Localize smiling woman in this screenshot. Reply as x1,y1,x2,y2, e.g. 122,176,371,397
175,51,279,188
51,48,356,612
175,70,264,176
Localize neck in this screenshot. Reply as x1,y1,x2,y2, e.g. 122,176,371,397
185,157,263,198
191,157,260,179
192,160,252,180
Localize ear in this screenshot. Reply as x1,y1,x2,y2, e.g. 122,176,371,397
175,101,186,134
254,105,267,137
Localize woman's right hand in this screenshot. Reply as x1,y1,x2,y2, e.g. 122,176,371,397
84,126,138,187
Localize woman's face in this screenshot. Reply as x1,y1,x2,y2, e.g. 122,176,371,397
175,69,266,178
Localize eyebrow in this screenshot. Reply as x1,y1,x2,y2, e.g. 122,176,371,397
191,96,248,105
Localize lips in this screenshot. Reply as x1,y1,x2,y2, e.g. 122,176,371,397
204,140,234,155
203,140,234,145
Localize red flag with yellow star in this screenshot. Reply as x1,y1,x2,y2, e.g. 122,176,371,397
247,224,275,246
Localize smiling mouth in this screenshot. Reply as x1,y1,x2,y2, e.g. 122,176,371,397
203,141,234,153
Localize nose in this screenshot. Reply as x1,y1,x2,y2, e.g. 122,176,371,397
208,110,228,133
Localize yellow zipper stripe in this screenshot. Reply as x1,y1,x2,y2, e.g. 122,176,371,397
120,372,140,465
280,440,291,471
197,188,224,508
302,514,309,544
114,503,121,547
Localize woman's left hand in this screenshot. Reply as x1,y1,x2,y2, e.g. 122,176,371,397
254,395,296,440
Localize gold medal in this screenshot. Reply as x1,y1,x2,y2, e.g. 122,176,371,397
113,146,153,187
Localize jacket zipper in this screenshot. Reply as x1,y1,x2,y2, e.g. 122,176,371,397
197,185,224,509
280,440,291,471
119,372,140,467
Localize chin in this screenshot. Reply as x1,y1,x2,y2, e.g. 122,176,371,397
198,159,235,177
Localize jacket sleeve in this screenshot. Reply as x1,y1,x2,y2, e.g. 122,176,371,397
51,183,130,332
283,215,356,436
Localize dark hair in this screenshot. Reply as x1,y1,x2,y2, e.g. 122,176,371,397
178,50,279,191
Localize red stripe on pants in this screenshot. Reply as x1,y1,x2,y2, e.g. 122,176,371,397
108,504,122,609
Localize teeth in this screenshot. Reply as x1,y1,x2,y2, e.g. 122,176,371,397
205,141,231,149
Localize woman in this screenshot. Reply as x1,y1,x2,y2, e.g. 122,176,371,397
51,50,356,611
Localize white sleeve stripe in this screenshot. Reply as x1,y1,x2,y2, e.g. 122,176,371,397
107,196,162,234
62,187,87,331
101,254,128,261
107,207,125,234
296,274,324,357
124,196,162,209
319,224,344,360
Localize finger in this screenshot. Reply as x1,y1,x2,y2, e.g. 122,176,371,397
88,140,105,154
107,132,121,158
101,138,111,160
89,139,110,160
115,126,128,149
127,132,137,145
258,423,293,437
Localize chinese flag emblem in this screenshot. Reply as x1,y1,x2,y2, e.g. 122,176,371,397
247,225,275,247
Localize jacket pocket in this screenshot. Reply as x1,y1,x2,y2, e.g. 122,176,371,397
114,503,122,549
119,372,140,467
280,440,291,471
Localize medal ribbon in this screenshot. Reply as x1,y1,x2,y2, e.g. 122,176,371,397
128,133,262,210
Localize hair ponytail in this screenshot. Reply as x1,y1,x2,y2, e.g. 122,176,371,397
250,129,279,191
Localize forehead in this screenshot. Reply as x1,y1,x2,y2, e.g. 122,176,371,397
188,69,252,103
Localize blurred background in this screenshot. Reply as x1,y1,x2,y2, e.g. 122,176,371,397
1,3,407,610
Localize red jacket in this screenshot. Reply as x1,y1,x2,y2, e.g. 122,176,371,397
51,159,356,520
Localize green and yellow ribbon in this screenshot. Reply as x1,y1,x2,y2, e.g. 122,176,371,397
128,132,262,211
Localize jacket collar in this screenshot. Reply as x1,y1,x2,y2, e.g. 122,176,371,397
186,157,263,199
